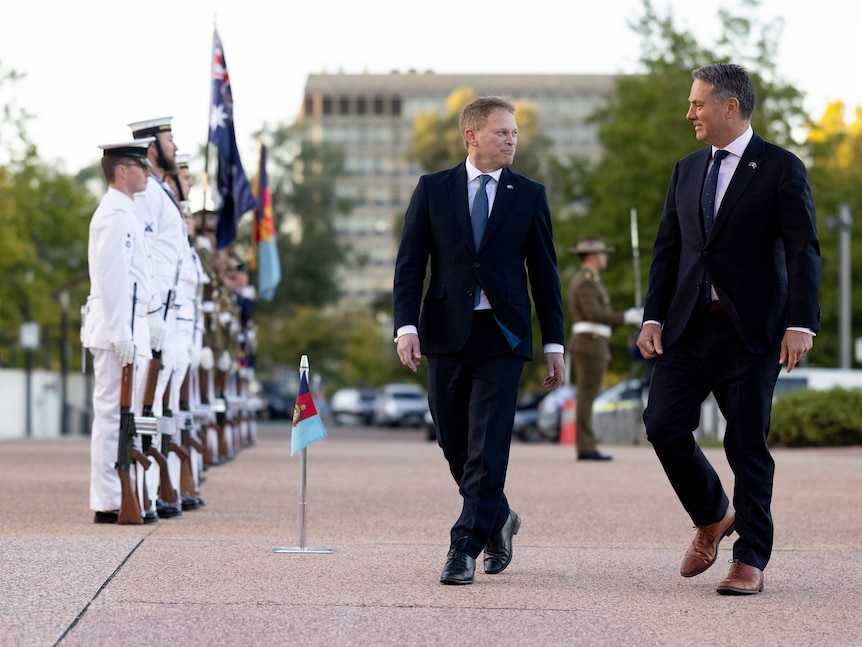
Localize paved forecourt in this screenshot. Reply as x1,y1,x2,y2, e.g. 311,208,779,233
1,421,860,646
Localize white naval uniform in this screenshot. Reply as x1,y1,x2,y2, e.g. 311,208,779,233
83,187,159,513
169,236,208,490
136,175,188,506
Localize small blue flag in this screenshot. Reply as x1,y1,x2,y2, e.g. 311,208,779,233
290,372,328,456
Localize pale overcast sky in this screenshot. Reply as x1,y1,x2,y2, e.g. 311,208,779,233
0,0,855,178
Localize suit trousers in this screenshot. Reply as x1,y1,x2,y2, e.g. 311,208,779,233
643,309,781,570
427,310,525,558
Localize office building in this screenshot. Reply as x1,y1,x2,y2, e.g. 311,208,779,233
299,71,617,310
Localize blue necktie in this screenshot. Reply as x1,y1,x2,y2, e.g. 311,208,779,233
471,174,492,306
700,150,729,310
471,174,492,248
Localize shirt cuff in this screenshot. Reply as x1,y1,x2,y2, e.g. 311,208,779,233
544,343,564,355
394,325,418,342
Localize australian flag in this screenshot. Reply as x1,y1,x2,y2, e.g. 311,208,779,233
210,29,256,250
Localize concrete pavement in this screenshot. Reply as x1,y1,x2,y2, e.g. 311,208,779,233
1,422,861,646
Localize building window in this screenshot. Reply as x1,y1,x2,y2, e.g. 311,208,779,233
322,96,332,115
373,95,384,115
339,96,350,115
357,96,367,115
391,97,402,116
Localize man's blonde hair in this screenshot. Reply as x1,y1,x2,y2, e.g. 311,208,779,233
459,96,515,149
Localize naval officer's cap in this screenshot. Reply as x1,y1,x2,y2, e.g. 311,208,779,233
97,138,155,165
175,153,191,169
127,116,173,138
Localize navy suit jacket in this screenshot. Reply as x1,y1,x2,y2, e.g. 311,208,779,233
393,162,565,360
643,133,821,354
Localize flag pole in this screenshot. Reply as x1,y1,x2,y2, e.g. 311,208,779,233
630,207,642,308
274,354,332,554
202,25,215,211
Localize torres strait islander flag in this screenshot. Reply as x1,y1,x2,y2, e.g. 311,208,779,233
290,371,328,456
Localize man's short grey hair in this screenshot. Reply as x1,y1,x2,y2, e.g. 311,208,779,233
693,63,756,119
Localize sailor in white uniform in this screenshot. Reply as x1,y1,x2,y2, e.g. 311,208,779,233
83,139,165,524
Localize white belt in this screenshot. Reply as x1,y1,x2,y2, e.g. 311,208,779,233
572,322,611,338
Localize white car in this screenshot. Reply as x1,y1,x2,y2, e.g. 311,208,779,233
330,388,377,426
374,383,428,428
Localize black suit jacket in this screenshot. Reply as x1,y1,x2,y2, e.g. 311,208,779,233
393,162,565,360
643,133,821,354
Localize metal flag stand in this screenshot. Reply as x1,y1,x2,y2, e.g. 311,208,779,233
274,355,332,554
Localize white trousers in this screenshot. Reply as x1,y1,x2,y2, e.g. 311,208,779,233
89,347,146,512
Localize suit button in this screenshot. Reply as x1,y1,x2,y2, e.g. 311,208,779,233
702,251,709,257
474,262,480,268
467,290,474,297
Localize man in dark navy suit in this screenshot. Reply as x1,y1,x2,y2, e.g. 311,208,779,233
393,96,566,585
637,64,821,595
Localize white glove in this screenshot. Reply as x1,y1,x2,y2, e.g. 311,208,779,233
148,312,167,352
624,307,644,326
113,340,135,367
217,350,232,372
200,347,214,371
218,311,232,325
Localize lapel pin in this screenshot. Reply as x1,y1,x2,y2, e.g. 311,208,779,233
506,184,514,190
749,162,757,170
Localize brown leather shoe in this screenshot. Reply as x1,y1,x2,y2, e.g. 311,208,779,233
716,559,764,595
680,505,735,577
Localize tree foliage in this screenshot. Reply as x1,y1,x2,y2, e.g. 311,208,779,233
805,102,862,366
261,122,349,312
255,305,401,393
0,63,95,368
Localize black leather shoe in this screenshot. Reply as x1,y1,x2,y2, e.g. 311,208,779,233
181,492,202,510
143,510,159,524
578,450,613,461
440,549,475,585
484,509,521,574
156,499,183,518
94,510,118,524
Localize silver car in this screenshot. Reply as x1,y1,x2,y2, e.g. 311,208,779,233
374,383,428,428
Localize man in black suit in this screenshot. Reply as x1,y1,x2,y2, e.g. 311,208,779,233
393,96,566,585
637,64,821,595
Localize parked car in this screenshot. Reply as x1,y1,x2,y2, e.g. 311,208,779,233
512,393,546,443
536,385,576,442
259,381,296,420
330,388,377,426
374,383,428,428
593,378,648,414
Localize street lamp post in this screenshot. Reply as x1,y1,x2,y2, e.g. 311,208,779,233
59,290,70,435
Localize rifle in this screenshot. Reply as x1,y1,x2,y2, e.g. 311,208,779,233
116,284,149,525
142,357,178,508
180,367,212,466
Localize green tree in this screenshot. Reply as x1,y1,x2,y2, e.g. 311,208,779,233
246,124,406,385
805,102,862,367
0,63,94,368
262,123,348,311
255,305,402,393
555,0,809,378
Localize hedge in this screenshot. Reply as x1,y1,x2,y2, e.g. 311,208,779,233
769,387,862,447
